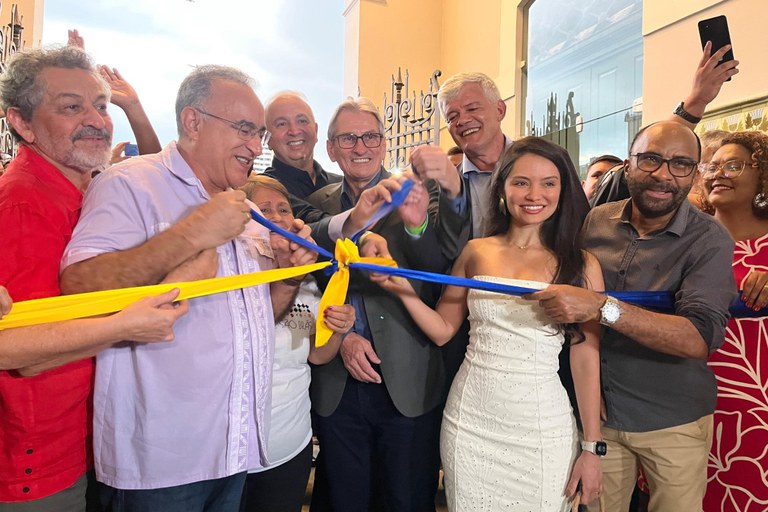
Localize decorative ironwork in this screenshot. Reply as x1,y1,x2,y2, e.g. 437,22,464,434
527,91,580,168
0,1,24,168
383,68,441,170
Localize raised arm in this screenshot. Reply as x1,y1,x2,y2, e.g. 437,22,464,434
669,41,739,129
100,66,162,154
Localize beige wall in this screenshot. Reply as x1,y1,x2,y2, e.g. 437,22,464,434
0,0,44,50
642,0,768,123
344,0,527,152
347,0,765,153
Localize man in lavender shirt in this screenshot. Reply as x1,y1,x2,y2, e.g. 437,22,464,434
60,65,318,511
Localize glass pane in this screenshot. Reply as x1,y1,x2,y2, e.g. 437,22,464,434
525,0,643,176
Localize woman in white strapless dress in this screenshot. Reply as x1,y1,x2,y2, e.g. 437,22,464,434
378,137,604,511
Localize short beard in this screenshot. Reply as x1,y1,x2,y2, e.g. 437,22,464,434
627,177,691,218
67,127,112,172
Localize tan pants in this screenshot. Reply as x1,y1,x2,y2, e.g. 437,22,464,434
588,415,713,512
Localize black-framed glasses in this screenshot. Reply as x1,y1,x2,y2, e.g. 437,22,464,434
194,108,271,145
630,152,698,177
333,132,384,149
699,159,754,180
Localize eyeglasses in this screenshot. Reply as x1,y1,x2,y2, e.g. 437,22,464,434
333,132,384,149
630,152,698,177
194,108,271,145
699,159,754,180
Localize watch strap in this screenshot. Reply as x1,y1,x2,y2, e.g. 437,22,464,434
674,101,702,124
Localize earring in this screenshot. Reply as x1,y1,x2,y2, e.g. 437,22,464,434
498,196,509,216
754,193,768,209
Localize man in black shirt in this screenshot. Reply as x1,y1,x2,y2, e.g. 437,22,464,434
263,91,341,199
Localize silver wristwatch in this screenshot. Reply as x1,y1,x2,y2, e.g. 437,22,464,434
599,297,621,326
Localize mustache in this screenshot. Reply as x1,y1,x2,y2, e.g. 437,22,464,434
639,181,678,194
72,127,111,142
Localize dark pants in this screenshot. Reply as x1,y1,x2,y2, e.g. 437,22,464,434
240,441,312,512
101,472,246,512
315,378,440,512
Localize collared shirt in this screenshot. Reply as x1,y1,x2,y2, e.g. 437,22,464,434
583,199,736,432
62,142,275,489
263,158,341,199
340,171,384,344
0,145,93,502
451,136,513,238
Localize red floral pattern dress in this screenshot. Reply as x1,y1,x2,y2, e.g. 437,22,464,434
705,233,768,511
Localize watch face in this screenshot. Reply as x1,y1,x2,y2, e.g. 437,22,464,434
602,300,621,324
595,441,608,456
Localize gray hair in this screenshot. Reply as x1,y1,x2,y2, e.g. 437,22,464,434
437,72,501,116
175,65,256,136
327,97,384,140
0,46,104,140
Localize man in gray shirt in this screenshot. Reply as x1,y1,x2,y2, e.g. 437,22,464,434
528,120,736,511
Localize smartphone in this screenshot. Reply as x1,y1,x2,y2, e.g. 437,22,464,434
698,15,734,80
124,143,139,157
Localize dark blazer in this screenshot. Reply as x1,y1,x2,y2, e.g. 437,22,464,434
308,170,453,418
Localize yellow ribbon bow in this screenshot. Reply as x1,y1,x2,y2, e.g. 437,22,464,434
314,238,397,346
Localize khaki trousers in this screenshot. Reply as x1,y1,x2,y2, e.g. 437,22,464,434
588,415,713,512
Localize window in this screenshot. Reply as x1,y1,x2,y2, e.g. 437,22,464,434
525,0,643,175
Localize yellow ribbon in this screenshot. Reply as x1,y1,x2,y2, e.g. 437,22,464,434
315,238,397,346
0,262,329,330
0,239,398,347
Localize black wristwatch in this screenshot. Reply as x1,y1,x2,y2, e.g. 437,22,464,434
580,440,608,457
673,101,702,124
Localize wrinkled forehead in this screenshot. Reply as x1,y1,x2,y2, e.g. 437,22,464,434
39,66,110,99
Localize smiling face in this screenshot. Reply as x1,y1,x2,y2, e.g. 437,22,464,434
326,109,385,187
17,67,113,181
626,123,698,220
504,153,562,228
442,82,505,160
704,143,760,214
189,79,265,194
251,186,294,230
266,94,318,172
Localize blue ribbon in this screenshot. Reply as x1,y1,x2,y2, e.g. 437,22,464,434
249,181,763,319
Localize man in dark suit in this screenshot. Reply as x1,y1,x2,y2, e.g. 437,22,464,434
307,97,450,511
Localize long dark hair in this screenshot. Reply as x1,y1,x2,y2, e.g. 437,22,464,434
486,137,591,339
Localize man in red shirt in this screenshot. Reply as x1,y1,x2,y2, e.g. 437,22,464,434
0,46,188,512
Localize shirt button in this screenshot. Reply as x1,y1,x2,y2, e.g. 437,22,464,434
26,449,33,455
619,270,626,275
25,468,32,474
22,487,29,493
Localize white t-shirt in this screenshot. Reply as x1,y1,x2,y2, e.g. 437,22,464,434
250,279,319,472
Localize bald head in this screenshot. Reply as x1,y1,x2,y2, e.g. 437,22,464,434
630,121,701,161
626,121,701,221
265,91,319,173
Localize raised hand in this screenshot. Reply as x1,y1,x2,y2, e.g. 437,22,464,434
67,29,84,49
410,145,462,198
99,66,141,110
398,179,429,230
682,41,740,120
110,141,130,165
178,189,251,251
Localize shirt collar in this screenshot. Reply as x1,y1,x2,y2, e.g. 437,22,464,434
341,167,387,206
160,141,211,197
617,196,690,238
8,144,83,211
462,135,513,176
